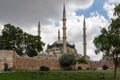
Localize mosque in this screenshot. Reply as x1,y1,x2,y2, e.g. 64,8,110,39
37,5,88,60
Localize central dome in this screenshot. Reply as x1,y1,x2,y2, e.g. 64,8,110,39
47,40,75,49
54,40,63,44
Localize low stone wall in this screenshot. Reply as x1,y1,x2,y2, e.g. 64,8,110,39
0,50,90,71
90,61,114,70
15,57,62,70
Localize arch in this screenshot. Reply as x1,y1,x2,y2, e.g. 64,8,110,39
4,63,9,71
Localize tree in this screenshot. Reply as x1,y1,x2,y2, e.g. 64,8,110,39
0,24,44,57
93,4,120,80
59,54,76,70
77,56,88,64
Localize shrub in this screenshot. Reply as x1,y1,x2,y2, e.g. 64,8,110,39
78,66,82,70
77,57,88,64
64,67,73,70
40,66,49,71
59,54,76,69
86,68,90,70
102,65,109,70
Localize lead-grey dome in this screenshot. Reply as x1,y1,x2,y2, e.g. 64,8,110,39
47,40,75,49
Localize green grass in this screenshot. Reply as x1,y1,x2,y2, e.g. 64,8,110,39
0,70,120,80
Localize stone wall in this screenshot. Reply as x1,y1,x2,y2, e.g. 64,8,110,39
75,63,90,70
15,57,62,70
0,50,16,71
15,57,90,70
90,60,114,70
0,50,90,71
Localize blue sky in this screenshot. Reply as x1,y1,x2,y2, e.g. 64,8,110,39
76,0,109,20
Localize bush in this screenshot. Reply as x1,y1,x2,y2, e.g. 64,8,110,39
77,57,88,64
59,54,76,69
86,68,90,70
102,65,109,70
78,66,82,70
40,66,49,71
64,67,73,70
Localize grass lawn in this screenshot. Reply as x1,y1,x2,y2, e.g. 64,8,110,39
0,70,120,80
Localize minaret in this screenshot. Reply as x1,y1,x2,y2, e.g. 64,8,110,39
58,29,60,41
62,5,67,54
83,17,87,57
38,21,41,39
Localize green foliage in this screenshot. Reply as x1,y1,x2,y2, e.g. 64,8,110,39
59,54,76,69
114,4,120,17
77,57,88,64
40,66,49,71
102,65,109,70
0,24,45,57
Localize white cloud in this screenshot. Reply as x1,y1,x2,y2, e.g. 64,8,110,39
67,0,94,11
104,0,120,19
107,0,120,3
0,23,4,35
104,2,115,18
85,13,109,61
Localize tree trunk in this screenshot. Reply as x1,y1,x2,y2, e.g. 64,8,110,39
114,57,118,80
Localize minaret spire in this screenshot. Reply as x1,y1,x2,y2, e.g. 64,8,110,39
62,4,67,54
58,29,60,41
83,16,87,57
38,21,41,39
63,4,66,18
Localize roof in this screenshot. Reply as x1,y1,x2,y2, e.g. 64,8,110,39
54,40,63,44
47,40,75,49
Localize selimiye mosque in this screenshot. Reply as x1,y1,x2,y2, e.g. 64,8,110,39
36,5,89,60
0,5,115,71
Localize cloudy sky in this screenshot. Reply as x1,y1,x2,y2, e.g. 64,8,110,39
0,0,120,61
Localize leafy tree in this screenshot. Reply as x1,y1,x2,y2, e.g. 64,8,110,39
0,24,44,57
77,56,88,64
93,4,120,80
59,54,76,70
